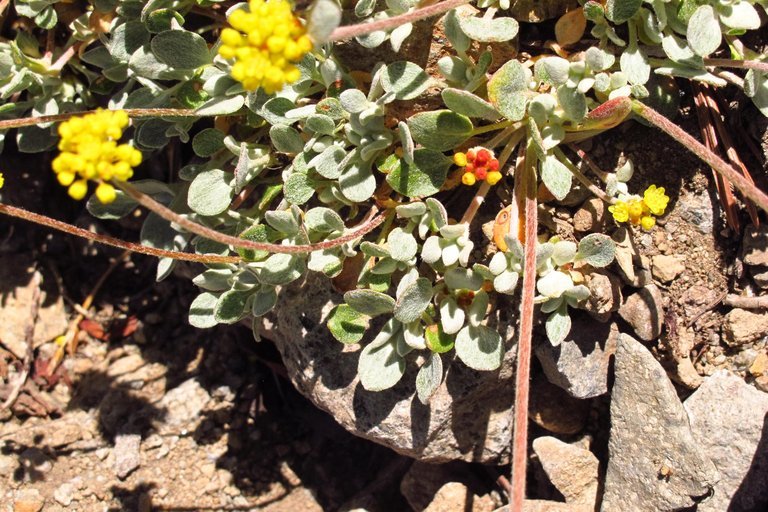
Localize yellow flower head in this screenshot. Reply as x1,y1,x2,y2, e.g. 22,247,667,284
608,184,669,231
218,0,313,95
52,109,142,203
0,172,4,189
643,185,669,216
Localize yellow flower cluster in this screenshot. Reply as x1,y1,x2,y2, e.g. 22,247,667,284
52,109,142,204
218,0,313,95
608,185,670,230
0,172,4,189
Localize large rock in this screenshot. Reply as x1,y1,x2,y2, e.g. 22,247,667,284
260,274,515,463
684,371,768,512
535,317,618,399
601,335,718,512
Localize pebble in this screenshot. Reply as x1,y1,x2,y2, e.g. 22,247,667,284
651,254,685,283
13,489,45,512
685,371,768,511
742,225,768,266
723,309,768,347
573,198,606,232
618,285,665,341
425,482,496,512
749,352,768,376
532,437,599,506
107,354,145,377
583,270,622,322
113,433,141,479
54,482,76,506
750,266,768,289
529,376,589,435
158,378,211,429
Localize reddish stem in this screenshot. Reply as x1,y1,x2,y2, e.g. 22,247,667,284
328,0,471,41
118,181,388,254
632,101,768,215
0,202,241,263
511,144,538,510
0,108,198,131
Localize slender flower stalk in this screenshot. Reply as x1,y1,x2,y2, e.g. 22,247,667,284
632,101,768,215
0,203,240,263
117,181,388,254
0,108,197,131
703,58,768,73
328,0,471,41
511,143,538,511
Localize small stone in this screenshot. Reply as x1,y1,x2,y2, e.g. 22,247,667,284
113,433,141,479
158,378,211,430
583,270,622,323
425,482,496,512
612,227,652,287
200,462,217,478
723,309,768,347
48,422,83,447
651,255,685,283
13,489,44,512
742,225,768,267
573,198,606,233
107,354,145,377
751,267,768,289
523,500,592,511
0,454,14,476
401,462,498,512
95,447,110,460
601,335,718,512
535,318,618,399
533,437,599,506
755,375,768,392
749,352,768,376
618,285,664,341
54,482,75,506
530,377,589,435
685,371,768,512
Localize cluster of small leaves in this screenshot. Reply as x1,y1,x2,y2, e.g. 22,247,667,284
586,0,768,114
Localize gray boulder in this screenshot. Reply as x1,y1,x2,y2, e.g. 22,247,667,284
601,334,718,512
260,274,515,463
684,370,768,512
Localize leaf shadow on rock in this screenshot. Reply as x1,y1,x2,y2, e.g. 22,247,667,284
729,412,768,512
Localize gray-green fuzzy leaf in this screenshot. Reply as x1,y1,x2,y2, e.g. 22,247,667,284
259,253,306,285
358,335,405,391
416,353,443,404
577,233,616,267
189,292,219,328
152,30,211,69
327,304,368,344
214,289,250,324
441,88,501,120
394,278,433,323
455,325,503,371
407,110,473,151
381,61,430,100
188,169,232,216
345,289,396,316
